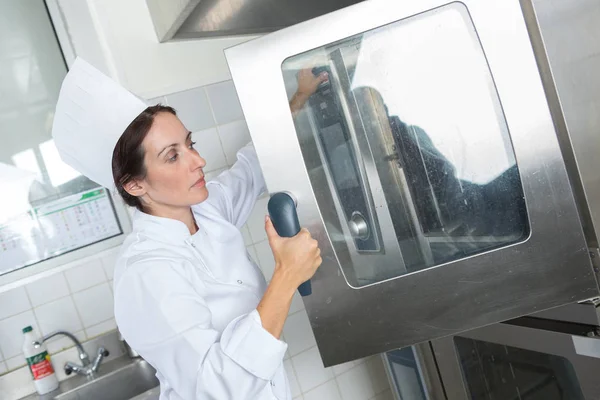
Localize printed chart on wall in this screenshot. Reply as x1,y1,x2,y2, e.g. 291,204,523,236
0,188,122,275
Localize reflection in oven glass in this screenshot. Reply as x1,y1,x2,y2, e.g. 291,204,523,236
281,2,529,286
454,337,585,400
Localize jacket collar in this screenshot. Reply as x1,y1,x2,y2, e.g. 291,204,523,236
132,208,196,245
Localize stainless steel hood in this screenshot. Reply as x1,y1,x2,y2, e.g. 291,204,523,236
174,0,364,39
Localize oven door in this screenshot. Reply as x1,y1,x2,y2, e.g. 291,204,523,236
431,319,600,399
225,0,598,366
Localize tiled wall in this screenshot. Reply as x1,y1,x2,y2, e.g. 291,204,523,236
0,80,393,400
0,250,118,376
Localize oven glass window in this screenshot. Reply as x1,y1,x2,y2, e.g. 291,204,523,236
281,2,529,287
454,337,585,400
386,347,429,400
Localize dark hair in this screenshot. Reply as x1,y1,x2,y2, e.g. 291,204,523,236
111,104,176,211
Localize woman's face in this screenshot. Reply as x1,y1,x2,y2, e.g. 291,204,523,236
138,112,208,209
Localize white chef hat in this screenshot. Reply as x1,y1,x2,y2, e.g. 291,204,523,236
52,58,147,190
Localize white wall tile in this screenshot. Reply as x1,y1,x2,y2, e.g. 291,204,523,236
283,310,316,357
25,272,69,307
304,380,342,400
146,96,166,106
292,347,334,392
332,360,358,376
100,248,119,281
0,361,7,375
217,120,252,165
72,283,114,328
65,259,106,293
165,87,215,132
204,167,227,182
5,356,25,371
240,225,252,246
192,128,227,173
205,81,244,125
336,363,376,400
284,359,301,398
35,296,83,335
85,318,117,338
0,311,38,359
246,196,269,244
0,287,31,320
373,389,395,400
293,397,304,400
333,357,367,377
254,240,275,281
45,330,87,354
366,355,390,394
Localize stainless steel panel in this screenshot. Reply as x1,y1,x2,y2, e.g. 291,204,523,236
175,0,363,38
432,321,600,399
529,0,600,248
226,0,598,366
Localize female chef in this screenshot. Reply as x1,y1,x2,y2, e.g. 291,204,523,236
51,59,329,399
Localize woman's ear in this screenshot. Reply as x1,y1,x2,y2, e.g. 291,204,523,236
123,179,146,198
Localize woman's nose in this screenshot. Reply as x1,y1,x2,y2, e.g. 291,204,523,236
191,149,206,170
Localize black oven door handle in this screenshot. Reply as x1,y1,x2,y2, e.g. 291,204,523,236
267,192,312,296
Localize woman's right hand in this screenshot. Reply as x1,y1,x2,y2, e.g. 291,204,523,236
264,216,322,289
289,68,329,116
296,68,328,98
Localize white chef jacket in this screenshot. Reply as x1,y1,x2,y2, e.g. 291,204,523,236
113,144,291,400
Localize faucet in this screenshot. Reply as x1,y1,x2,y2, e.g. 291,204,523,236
118,331,140,359
37,330,109,377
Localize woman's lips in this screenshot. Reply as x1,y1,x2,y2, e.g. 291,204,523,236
192,177,205,188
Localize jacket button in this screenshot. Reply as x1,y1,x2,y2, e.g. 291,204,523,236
237,280,243,284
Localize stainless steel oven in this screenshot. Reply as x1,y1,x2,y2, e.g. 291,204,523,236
429,301,600,400
381,301,600,400
225,0,600,367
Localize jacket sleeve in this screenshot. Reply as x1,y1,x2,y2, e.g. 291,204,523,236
206,143,267,227
114,260,287,399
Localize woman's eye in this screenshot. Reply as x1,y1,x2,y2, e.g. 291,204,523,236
168,154,178,162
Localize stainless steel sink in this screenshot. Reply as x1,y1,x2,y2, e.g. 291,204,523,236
21,356,160,400
54,357,159,400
